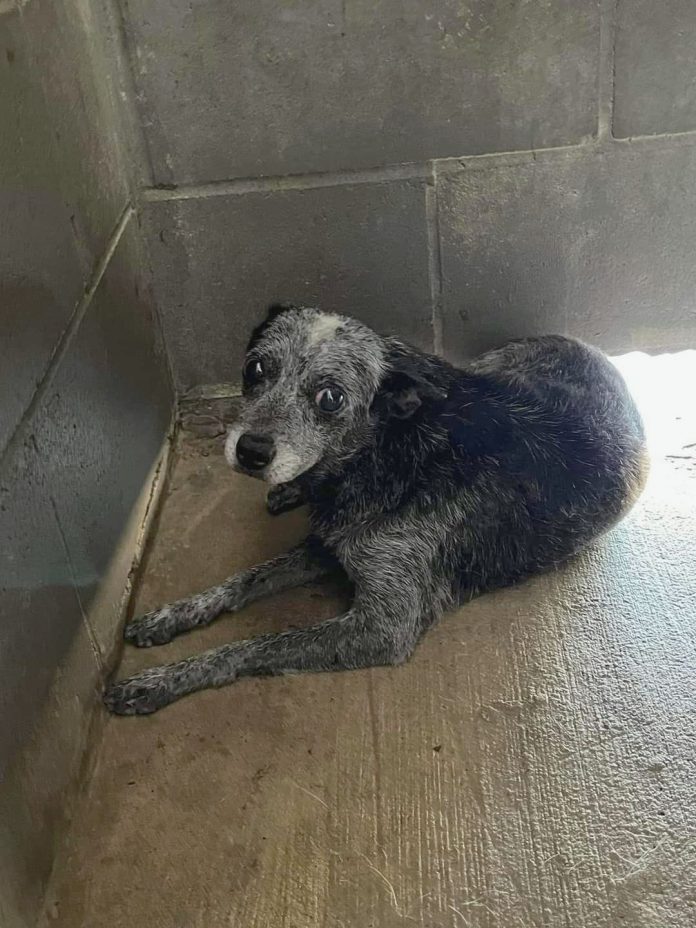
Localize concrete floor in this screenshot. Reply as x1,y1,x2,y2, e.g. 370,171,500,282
43,360,696,928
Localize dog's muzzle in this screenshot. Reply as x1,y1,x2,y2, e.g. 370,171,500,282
235,432,276,473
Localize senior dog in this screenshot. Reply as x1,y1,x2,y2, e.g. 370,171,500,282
105,304,648,715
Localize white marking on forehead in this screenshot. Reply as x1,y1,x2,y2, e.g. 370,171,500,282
307,314,342,346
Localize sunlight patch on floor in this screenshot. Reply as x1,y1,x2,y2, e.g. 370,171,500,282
611,351,696,489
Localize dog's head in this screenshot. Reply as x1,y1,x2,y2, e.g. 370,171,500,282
225,304,444,484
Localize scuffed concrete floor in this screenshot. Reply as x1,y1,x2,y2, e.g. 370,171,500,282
43,357,696,928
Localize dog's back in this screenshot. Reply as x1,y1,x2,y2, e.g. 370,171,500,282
441,335,649,594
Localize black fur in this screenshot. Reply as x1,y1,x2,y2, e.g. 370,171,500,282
246,302,297,353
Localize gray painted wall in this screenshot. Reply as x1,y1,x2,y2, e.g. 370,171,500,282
120,0,696,390
0,2,172,925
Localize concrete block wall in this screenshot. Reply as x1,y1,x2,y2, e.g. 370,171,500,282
0,2,172,925
112,0,696,391
3,2,696,923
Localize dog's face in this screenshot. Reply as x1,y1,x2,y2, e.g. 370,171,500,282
225,305,388,484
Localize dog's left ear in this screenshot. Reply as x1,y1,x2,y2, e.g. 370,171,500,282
374,354,446,420
265,301,298,320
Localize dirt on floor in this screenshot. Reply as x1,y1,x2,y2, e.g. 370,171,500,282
42,370,696,928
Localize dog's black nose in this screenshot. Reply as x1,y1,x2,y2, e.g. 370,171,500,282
236,433,275,471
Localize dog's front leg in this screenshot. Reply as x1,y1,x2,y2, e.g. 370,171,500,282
124,539,337,647
105,602,418,715
266,479,305,515
106,533,448,715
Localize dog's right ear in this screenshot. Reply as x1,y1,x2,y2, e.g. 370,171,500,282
373,351,447,420
246,302,297,352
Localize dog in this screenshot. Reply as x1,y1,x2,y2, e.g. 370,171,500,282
104,304,648,715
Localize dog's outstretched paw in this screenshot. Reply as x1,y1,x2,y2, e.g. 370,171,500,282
104,670,174,715
124,608,178,647
266,482,304,516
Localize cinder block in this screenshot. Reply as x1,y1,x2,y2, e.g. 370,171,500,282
438,145,696,362
145,180,433,389
32,218,172,660
614,0,696,138
0,0,132,451
124,0,600,183
0,439,84,770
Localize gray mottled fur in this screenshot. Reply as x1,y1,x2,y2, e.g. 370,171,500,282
104,306,648,715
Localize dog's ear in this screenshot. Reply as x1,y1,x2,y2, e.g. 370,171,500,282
266,301,297,320
374,353,446,420
246,302,297,352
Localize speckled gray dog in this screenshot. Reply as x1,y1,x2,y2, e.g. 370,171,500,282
104,304,648,715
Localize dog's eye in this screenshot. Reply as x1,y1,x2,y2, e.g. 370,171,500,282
315,386,345,413
243,358,265,386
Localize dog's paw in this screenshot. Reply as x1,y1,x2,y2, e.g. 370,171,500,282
104,670,174,716
266,482,304,516
124,607,178,648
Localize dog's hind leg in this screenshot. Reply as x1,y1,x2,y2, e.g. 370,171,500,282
123,539,337,648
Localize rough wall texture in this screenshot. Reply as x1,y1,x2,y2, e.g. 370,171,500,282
124,0,599,182
120,0,696,390
0,3,172,926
